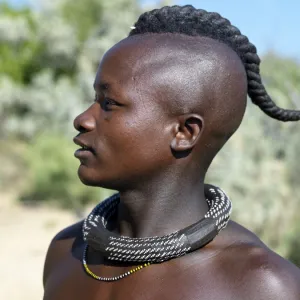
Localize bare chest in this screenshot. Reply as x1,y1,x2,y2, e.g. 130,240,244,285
43,241,254,300
43,256,223,300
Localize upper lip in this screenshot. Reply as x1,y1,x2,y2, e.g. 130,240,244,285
73,136,94,151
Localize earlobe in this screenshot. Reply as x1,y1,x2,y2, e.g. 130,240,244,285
171,135,191,150
170,115,203,152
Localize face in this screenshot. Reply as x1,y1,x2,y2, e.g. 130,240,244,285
73,37,175,190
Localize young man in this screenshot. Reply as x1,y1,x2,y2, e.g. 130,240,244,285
43,5,300,300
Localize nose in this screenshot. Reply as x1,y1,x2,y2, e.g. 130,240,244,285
73,105,96,133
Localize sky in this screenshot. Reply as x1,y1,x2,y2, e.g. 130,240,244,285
177,0,300,59
4,0,300,59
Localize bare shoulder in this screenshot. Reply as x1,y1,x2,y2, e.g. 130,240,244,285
43,220,84,287
222,243,299,300
219,221,300,300
243,244,300,299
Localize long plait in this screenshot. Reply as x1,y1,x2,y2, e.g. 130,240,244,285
129,5,300,122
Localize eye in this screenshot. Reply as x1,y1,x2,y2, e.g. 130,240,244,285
94,94,116,111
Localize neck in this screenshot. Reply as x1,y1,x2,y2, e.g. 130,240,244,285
115,175,208,238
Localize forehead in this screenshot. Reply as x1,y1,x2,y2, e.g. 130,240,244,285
94,35,164,89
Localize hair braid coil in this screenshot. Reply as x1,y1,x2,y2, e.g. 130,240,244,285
129,5,300,122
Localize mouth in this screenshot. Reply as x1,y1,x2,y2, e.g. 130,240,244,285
73,136,95,158
79,145,93,151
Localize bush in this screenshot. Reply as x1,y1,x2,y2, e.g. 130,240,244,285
19,133,113,212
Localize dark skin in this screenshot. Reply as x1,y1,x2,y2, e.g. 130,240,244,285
43,34,300,300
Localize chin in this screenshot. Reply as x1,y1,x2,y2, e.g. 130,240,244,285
77,164,101,186
77,164,118,189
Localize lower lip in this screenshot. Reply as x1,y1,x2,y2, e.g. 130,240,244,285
74,149,94,158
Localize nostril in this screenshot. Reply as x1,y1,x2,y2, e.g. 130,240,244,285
79,125,89,133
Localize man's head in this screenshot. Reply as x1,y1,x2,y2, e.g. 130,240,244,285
73,5,300,190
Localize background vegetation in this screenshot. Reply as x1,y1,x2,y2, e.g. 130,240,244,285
0,0,299,266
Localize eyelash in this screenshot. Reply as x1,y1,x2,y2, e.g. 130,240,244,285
94,95,116,110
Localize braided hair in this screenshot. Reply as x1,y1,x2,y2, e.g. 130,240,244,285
129,5,300,122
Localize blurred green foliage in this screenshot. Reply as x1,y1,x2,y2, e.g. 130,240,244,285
206,52,300,265
0,0,299,266
20,134,101,212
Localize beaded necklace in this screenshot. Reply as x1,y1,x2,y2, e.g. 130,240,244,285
83,245,151,282
82,184,232,281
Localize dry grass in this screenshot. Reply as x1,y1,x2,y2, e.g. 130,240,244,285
0,192,78,300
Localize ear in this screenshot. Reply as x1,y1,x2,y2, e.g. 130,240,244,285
170,114,204,152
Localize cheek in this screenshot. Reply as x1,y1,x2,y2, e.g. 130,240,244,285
113,117,157,150
97,106,171,164
113,121,170,169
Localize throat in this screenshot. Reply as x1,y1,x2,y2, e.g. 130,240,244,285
115,191,210,238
